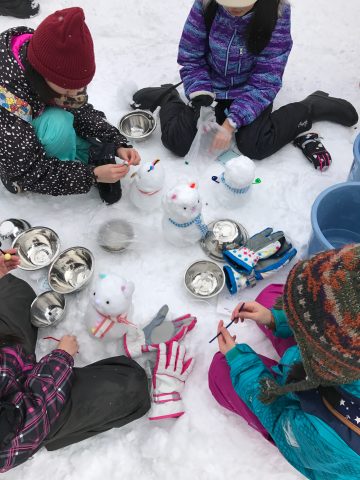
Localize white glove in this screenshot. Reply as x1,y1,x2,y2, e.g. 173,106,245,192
148,341,194,421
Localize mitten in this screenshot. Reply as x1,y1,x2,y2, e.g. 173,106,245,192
123,306,197,359
223,227,285,273
148,342,194,420
223,265,251,295
253,246,297,281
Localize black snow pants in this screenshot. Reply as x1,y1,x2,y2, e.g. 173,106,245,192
0,274,150,450
159,97,312,159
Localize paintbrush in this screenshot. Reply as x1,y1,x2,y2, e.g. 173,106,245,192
209,302,245,343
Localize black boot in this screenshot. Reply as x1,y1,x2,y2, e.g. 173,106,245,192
131,81,182,112
300,91,358,127
0,0,39,18
88,139,122,205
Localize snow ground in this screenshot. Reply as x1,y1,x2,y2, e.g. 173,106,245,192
0,0,359,479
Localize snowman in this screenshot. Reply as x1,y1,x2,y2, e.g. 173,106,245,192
85,272,142,343
129,159,165,211
217,156,256,208
162,182,208,247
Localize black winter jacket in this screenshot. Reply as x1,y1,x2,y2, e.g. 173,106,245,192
0,27,129,196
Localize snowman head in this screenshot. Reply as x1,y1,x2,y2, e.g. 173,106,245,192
134,159,165,192
224,156,255,189
164,182,202,223
91,272,134,317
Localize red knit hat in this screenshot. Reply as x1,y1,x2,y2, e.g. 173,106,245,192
27,7,95,89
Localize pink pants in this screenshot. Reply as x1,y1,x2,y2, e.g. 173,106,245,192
208,284,296,441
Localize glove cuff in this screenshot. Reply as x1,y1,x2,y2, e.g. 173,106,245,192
148,392,184,420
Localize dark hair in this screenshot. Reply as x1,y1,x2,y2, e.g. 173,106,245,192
204,0,281,55
285,362,307,384
0,335,23,349
23,55,60,104
247,0,280,54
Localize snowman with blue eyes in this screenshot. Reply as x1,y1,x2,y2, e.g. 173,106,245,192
85,272,141,341
162,182,208,247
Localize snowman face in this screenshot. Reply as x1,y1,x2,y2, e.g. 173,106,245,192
135,162,165,191
165,185,202,222
91,274,134,317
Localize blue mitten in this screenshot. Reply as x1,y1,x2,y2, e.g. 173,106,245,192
223,228,286,273
223,265,251,295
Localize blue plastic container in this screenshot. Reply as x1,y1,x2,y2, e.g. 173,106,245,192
308,182,360,256
348,134,360,181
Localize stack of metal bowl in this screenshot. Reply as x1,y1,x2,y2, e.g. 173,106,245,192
118,110,157,142
200,219,248,262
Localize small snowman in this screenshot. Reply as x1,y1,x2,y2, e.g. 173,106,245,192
130,159,165,211
216,156,256,208
162,182,208,247
85,272,142,342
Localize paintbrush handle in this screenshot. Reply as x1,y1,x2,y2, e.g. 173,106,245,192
208,303,245,344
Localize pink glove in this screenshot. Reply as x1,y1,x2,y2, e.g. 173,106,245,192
148,341,194,420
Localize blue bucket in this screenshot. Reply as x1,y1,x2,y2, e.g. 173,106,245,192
348,133,360,181
308,182,360,256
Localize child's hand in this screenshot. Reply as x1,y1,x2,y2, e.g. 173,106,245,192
117,147,141,166
211,120,234,151
0,249,20,278
217,320,236,355
57,335,79,357
94,164,130,182
232,301,273,327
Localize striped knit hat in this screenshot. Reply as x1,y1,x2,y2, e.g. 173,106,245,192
260,244,360,404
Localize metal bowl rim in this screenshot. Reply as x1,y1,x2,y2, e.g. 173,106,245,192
47,246,95,294
11,226,61,271
118,110,157,139
184,259,225,299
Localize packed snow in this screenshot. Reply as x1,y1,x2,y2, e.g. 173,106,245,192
0,0,359,478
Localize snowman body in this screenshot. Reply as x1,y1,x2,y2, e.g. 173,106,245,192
130,161,165,211
218,156,255,209
162,183,207,247
85,272,138,341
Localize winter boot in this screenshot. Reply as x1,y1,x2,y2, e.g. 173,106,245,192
131,81,183,112
300,91,358,127
293,132,332,171
88,139,122,205
0,0,39,18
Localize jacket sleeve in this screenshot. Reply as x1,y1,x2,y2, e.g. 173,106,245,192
0,349,74,472
0,109,94,196
70,103,131,149
227,5,293,128
224,344,359,479
272,309,294,338
177,0,215,99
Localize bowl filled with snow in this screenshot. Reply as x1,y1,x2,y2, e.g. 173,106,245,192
184,260,225,299
12,227,60,271
118,110,157,141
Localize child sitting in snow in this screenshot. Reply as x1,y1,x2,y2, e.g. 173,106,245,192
209,244,360,480
0,7,140,204
0,249,194,472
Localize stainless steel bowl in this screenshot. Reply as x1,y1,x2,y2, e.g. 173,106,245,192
184,260,225,298
48,247,94,294
200,219,248,262
30,291,66,328
97,219,135,253
0,218,31,243
118,110,157,141
12,227,60,271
